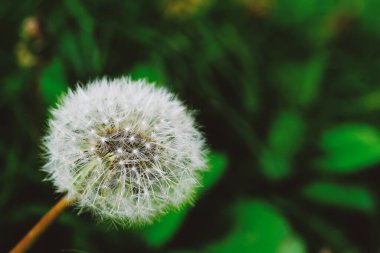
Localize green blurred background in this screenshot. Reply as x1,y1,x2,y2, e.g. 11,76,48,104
2,0,380,252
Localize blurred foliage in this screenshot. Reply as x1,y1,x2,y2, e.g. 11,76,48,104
207,200,306,253
138,153,227,248
2,0,380,252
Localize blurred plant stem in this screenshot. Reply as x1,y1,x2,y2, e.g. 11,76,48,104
10,195,71,253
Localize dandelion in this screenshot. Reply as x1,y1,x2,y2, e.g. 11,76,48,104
11,77,208,253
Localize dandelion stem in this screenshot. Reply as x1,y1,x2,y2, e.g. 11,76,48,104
10,195,71,253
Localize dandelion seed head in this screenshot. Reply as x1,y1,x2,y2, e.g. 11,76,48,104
43,77,207,226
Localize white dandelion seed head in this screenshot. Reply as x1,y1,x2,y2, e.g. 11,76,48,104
43,77,208,226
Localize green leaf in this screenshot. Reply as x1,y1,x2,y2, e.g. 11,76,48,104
274,53,327,106
317,123,380,173
297,54,327,105
259,149,291,180
64,0,94,33
57,0,101,75
137,152,227,248
208,200,306,253
40,58,68,106
137,209,188,248
198,152,228,195
302,182,375,213
278,235,307,253
268,110,305,157
259,110,305,180
59,32,84,74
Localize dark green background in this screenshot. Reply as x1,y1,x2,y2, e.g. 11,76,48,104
2,0,380,252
